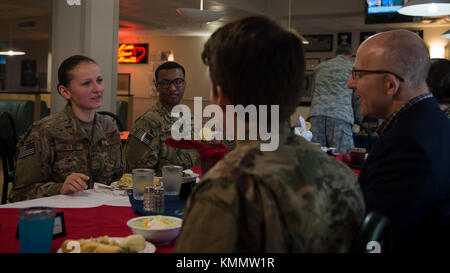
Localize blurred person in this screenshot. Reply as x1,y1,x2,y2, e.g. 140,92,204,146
308,45,356,154
9,55,124,202
427,58,450,118
347,30,450,251
123,62,200,172
174,16,365,253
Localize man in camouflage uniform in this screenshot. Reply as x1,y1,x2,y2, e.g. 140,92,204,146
9,104,124,202
308,45,357,154
174,16,365,252
124,62,200,171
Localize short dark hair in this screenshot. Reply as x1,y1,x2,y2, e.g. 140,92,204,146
335,45,353,56
155,61,185,81
202,16,305,120
58,55,97,88
427,58,450,104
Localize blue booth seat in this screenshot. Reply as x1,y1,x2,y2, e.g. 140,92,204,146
116,101,128,130
0,100,50,138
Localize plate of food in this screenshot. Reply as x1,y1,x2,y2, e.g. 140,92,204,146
57,234,156,253
111,174,163,190
111,173,132,190
154,169,199,183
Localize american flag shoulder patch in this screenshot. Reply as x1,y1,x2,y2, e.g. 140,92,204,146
17,142,36,159
133,129,153,146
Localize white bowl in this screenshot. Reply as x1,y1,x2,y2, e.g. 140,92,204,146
126,216,182,246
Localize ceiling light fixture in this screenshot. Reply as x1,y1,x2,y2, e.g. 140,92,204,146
0,49,25,56
0,21,25,56
398,0,450,17
176,0,224,23
442,29,450,39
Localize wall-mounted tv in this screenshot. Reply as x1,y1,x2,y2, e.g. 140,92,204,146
365,0,421,24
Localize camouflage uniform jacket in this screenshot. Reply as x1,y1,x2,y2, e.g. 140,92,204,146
124,101,200,172
309,55,355,124
9,104,124,202
174,124,365,253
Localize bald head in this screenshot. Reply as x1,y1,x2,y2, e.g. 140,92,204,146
358,30,431,88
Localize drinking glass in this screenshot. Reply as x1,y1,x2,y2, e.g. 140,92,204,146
132,168,154,200
18,207,56,253
162,165,183,195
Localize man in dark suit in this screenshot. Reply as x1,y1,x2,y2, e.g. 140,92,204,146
347,30,450,252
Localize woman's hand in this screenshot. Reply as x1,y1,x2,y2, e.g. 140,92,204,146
60,173,89,195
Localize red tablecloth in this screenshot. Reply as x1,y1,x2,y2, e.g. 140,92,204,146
0,205,175,253
0,165,205,254
335,154,360,177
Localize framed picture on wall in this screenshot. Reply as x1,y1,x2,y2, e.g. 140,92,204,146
117,73,131,95
303,34,333,52
305,58,320,71
337,32,352,47
299,74,313,106
360,32,376,44
21,60,37,87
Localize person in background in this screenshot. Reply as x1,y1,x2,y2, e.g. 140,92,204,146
9,55,124,202
175,16,365,253
427,58,450,118
308,45,356,154
124,62,201,172
347,30,450,251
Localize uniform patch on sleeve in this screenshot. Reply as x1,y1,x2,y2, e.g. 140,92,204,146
17,142,36,159
133,128,153,146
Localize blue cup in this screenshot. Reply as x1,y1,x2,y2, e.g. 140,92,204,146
18,207,56,253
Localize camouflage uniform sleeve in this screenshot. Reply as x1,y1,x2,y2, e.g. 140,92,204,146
174,177,240,252
9,125,62,202
124,117,160,172
104,118,125,182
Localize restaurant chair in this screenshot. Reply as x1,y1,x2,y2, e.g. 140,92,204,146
0,112,18,204
349,211,392,253
97,111,125,131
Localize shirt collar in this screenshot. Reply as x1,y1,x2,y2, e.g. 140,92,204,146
64,103,107,143
376,93,433,137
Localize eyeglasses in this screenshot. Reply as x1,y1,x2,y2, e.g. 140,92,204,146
156,78,185,89
351,68,404,82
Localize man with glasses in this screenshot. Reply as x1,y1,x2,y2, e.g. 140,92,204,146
348,30,450,251
124,61,200,171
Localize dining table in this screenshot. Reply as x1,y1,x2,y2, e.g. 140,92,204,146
0,149,360,254
0,166,202,254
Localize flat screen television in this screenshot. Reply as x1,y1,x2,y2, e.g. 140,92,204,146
365,0,421,24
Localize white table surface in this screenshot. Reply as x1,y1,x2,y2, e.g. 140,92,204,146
0,184,131,209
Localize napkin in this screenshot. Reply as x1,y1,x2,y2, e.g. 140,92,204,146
164,138,228,164
294,116,313,141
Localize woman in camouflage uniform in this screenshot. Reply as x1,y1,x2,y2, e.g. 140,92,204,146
9,55,124,202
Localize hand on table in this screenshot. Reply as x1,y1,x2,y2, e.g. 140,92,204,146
61,173,89,195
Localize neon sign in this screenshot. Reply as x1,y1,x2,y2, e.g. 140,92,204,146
118,43,148,64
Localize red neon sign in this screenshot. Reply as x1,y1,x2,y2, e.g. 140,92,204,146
118,43,148,64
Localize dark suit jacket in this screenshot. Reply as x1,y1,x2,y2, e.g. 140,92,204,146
359,97,450,252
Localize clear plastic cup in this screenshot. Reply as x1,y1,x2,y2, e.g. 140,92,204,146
132,168,154,200
162,165,183,195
